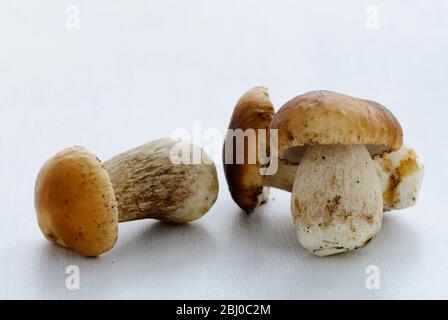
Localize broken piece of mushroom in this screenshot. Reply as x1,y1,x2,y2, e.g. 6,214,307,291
35,138,219,257
373,145,424,211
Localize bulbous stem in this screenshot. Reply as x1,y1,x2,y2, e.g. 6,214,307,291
291,145,383,256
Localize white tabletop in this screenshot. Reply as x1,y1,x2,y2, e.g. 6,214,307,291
0,0,446,299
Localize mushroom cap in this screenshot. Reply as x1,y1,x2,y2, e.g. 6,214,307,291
270,91,403,153
223,86,274,213
35,147,118,257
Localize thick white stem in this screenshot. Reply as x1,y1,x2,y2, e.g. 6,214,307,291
291,145,383,256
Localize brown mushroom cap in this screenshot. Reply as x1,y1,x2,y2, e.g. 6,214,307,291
223,86,274,213
270,91,403,154
35,147,118,257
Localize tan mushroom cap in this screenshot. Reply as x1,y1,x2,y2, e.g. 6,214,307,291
35,147,118,257
223,86,274,213
270,91,403,153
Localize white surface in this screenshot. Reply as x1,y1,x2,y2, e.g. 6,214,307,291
0,0,447,299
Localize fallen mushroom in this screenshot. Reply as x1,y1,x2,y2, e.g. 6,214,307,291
223,86,297,213
35,138,219,257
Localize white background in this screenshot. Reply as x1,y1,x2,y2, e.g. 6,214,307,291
0,0,447,299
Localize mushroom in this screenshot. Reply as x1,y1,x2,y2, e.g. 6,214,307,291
271,90,409,256
35,138,219,256
223,88,424,256
223,86,298,213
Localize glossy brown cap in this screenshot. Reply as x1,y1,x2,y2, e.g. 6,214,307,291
223,87,275,213
270,91,403,153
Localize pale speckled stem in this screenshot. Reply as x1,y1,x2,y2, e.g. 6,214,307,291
104,139,219,224
262,160,297,191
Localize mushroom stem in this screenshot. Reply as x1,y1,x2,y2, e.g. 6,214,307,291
104,139,219,224
291,145,383,256
262,160,298,191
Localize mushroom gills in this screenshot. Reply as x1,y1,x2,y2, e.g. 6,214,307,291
291,145,383,257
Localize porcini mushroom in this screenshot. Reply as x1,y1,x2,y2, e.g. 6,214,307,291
271,90,407,256
223,86,298,213
35,138,219,256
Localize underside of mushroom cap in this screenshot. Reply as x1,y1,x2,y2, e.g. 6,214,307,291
223,86,275,213
35,147,119,257
270,91,403,154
